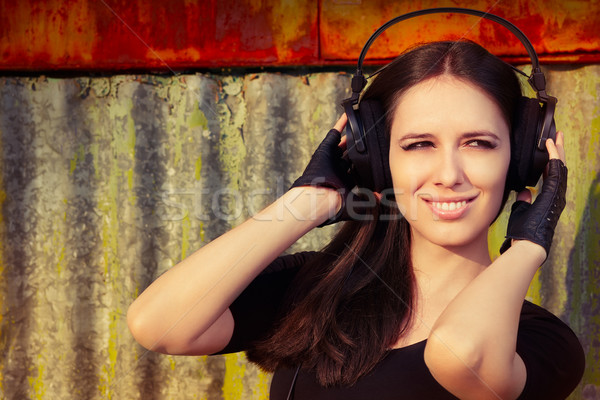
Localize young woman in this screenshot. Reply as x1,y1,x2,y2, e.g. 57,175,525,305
127,41,584,399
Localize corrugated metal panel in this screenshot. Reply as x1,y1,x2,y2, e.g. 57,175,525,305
0,67,598,399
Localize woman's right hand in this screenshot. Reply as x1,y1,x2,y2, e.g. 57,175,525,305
499,132,568,258
290,115,358,226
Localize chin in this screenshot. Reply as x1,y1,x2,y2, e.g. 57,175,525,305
410,223,489,250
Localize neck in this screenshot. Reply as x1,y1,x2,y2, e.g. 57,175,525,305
410,229,491,297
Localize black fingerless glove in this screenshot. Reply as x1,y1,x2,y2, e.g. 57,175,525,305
500,159,568,257
290,129,356,226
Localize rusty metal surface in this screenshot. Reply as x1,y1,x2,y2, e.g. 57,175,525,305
320,0,600,64
0,66,598,398
0,0,319,71
0,0,599,71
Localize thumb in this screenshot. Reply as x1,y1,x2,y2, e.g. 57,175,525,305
516,188,532,203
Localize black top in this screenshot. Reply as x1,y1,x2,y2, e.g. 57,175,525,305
217,252,585,399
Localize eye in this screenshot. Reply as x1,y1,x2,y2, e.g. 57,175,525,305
401,141,434,151
465,139,496,149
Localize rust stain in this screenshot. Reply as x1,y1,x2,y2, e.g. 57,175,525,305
320,0,600,63
0,0,597,71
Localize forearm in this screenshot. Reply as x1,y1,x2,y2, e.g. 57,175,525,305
424,241,546,399
127,187,339,353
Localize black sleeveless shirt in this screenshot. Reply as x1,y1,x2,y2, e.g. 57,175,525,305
217,252,585,399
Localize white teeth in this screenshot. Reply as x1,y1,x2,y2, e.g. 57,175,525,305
432,201,468,211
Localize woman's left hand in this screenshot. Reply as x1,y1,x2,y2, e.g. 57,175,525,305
500,131,568,258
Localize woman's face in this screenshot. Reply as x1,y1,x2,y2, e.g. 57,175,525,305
388,74,511,248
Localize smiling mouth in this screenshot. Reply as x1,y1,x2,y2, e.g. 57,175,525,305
430,200,468,211
422,196,477,220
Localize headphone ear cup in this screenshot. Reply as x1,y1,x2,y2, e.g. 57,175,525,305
508,96,544,192
357,99,393,193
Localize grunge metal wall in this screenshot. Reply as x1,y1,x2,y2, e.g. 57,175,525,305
0,66,598,399
2,0,599,70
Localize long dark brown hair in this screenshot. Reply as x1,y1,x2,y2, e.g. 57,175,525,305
248,40,522,387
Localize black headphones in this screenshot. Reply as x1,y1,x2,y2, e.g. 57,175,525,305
342,7,557,193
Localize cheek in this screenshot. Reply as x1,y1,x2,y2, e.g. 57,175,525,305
388,152,427,193
464,150,510,198
388,152,431,218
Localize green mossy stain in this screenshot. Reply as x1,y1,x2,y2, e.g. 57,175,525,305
487,209,508,261
192,105,204,181
69,144,86,175
90,142,101,180
571,179,600,387
568,73,600,392
127,169,136,206
199,221,205,244
189,106,209,130
100,310,120,400
223,353,246,400
166,80,197,168
181,212,191,260
217,77,247,226
526,270,543,305
97,94,138,397
27,354,45,400
309,103,322,145
254,371,271,400
54,216,66,277
195,156,202,181
589,110,600,163
169,356,177,371
0,141,6,392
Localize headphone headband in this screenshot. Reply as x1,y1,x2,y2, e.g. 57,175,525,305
350,7,547,100
342,7,558,193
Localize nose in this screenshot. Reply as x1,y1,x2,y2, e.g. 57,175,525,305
434,149,465,188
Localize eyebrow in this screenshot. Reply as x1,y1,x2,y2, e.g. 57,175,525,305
462,131,501,140
398,131,501,141
398,133,435,141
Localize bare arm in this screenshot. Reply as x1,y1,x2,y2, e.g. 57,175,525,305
127,186,340,355
424,133,566,400
127,114,352,356
424,240,545,399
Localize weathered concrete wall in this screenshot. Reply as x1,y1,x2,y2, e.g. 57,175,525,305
0,66,597,399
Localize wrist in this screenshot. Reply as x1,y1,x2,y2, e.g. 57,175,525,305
290,186,342,221
257,186,341,227
507,240,547,265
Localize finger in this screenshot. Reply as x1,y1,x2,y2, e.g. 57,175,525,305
339,134,347,150
545,138,559,160
545,131,566,163
555,131,566,163
334,114,348,149
333,113,348,132
516,188,532,203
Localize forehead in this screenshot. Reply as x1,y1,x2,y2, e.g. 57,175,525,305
390,75,510,139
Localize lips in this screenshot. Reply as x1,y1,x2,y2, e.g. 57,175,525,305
423,196,478,220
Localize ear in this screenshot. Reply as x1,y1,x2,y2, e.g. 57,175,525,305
344,98,393,193
359,99,393,193
507,96,542,192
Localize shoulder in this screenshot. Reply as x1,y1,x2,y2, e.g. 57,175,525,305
261,251,322,274
214,251,323,355
516,301,585,399
518,300,582,350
